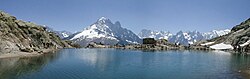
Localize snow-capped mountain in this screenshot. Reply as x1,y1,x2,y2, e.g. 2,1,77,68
138,29,172,40
44,26,72,39
68,17,142,47
138,29,230,46
168,31,204,45
202,29,231,39
56,31,72,38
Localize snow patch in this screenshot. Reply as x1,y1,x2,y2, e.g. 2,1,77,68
126,40,139,44
62,33,69,38
201,42,215,46
210,43,233,50
188,41,194,44
240,40,250,47
98,17,108,21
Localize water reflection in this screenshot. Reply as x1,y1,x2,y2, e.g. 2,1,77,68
1,49,250,79
78,49,122,71
230,54,250,69
76,49,250,79
0,52,59,79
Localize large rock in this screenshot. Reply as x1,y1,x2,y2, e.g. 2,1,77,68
0,11,73,55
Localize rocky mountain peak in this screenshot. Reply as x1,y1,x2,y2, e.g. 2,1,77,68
68,17,142,47
98,17,108,21
138,29,172,40
176,31,184,34
114,21,121,27
44,26,72,39
97,17,111,24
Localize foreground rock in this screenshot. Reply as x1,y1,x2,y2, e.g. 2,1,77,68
0,11,74,58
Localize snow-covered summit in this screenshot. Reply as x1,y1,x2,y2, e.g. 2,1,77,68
98,17,108,21
68,17,142,47
96,17,112,24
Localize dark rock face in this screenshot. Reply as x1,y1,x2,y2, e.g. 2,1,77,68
0,11,72,55
230,19,250,51
231,18,250,32
221,18,250,46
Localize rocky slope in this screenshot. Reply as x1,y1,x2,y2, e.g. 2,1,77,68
67,17,142,47
0,11,72,56
197,18,250,51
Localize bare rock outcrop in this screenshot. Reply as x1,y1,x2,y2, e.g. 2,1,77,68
0,11,73,56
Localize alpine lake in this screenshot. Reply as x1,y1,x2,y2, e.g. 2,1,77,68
1,48,250,79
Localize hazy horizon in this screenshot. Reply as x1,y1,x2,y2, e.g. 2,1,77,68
1,0,250,34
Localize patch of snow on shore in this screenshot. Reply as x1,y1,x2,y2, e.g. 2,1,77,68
201,42,214,46
210,43,233,50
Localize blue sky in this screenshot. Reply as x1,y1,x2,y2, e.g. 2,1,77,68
0,0,249,33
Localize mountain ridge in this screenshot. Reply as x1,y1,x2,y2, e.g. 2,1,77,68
138,29,230,45
67,17,142,47
44,26,72,39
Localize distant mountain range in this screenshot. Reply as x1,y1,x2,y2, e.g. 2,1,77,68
66,17,142,47
202,29,231,39
44,17,230,47
138,29,172,40
44,26,72,39
138,29,230,45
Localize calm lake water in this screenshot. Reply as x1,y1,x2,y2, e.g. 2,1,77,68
1,48,250,79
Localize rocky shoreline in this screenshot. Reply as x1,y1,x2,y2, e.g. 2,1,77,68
84,40,250,55
85,40,212,50
0,49,59,59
